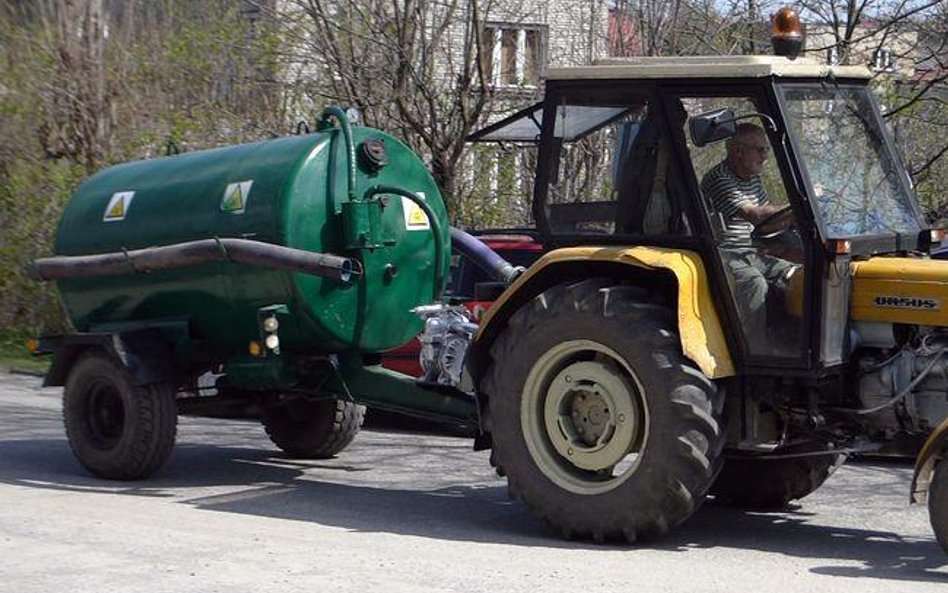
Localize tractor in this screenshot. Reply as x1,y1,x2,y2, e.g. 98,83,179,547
464,12,948,546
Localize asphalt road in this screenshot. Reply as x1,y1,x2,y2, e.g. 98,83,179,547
1,371,946,593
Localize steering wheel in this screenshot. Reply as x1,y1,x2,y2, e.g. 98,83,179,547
751,205,796,241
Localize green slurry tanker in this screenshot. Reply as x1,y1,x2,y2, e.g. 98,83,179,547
31,107,500,476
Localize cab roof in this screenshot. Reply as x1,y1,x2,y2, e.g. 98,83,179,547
547,55,872,81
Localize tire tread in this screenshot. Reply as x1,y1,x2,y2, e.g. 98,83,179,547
263,398,365,459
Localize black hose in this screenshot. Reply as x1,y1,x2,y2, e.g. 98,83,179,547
28,238,361,283
450,227,523,285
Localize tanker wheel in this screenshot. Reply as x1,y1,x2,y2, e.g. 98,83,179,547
483,279,725,543
262,398,365,459
930,454,948,554
710,445,844,510
63,352,178,480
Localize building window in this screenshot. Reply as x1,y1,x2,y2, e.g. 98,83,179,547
871,47,895,73
482,24,545,87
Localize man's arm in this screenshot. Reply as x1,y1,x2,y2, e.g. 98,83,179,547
735,202,784,225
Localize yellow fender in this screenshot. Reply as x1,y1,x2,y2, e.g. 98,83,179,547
912,417,948,503
476,246,735,379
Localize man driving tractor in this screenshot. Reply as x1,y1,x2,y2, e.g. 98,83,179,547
701,123,799,348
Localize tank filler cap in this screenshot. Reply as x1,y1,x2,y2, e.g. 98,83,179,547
359,137,388,173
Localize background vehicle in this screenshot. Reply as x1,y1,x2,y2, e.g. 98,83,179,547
29,11,948,552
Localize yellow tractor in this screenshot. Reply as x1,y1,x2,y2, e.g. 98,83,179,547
462,10,948,547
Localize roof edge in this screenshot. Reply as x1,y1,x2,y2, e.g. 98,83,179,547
546,56,872,81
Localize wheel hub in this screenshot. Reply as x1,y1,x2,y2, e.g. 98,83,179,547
569,389,611,446
86,382,125,450
542,357,644,473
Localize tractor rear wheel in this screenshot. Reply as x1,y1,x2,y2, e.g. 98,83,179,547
483,279,725,542
711,446,843,510
930,455,948,554
63,352,177,480
262,398,364,459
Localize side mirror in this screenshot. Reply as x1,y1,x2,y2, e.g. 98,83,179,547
690,108,737,147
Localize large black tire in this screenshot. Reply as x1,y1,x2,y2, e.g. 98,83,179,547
930,455,948,554
483,279,726,542
63,352,177,480
262,398,365,459
711,446,843,510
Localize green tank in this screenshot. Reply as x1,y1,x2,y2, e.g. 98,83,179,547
46,114,450,356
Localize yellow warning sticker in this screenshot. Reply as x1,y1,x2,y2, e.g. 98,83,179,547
402,193,430,230
103,191,135,222
221,180,253,214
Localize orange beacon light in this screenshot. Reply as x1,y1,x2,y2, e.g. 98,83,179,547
772,7,804,59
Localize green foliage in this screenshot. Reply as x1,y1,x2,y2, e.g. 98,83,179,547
0,330,50,374
0,1,300,336
0,158,82,334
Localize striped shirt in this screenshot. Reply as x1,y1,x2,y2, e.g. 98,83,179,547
700,161,768,248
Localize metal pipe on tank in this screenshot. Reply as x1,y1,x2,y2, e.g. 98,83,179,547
319,106,358,202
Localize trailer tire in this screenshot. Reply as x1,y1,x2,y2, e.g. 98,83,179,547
483,279,725,542
930,455,948,554
63,352,177,480
711,447,843,510
262,398,364,458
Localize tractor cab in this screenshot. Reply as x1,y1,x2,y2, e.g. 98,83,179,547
471,55,931,376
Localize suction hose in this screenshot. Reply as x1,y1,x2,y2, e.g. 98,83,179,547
28,238,361,283
449,227,523,285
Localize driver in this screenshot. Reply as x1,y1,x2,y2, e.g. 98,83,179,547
700,123,797,347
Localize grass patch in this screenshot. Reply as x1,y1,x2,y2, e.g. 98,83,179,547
0,331,50,374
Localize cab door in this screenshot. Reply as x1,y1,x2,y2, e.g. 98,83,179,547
669,90,815,369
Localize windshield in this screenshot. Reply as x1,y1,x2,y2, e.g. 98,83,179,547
779,86,921,239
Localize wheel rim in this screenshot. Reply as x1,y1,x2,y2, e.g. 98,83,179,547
521,339,648,495
83,379,125,450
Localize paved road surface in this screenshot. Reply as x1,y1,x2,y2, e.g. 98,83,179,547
0,371,945,593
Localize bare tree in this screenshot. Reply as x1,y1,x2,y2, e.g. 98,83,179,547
283,0,495,211
24,0,114,173
611,0,684,56
609,0,776,57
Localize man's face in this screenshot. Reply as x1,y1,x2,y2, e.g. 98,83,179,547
732,132,769,178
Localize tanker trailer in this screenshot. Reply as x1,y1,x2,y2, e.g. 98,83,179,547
30,108,503,480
